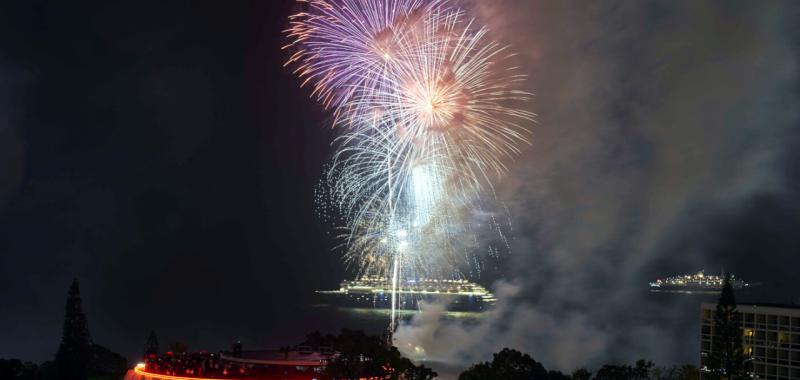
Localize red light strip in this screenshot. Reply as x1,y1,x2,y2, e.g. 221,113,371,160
134,364,388,380
134,367,248,380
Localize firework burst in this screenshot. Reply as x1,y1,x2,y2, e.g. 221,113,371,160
285,0,533,330
283,0,447,116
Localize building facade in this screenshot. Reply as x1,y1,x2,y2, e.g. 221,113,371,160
701,303,800,379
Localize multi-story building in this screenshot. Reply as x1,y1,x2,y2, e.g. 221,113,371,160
701,303,800,380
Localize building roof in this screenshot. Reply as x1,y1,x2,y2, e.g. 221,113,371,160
742,302,800,310
701,302,800,315
220,350,334,367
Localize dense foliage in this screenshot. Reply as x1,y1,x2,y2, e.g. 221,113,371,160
459,348,551,380
709,275,745,380
0,359,39,380
56,280,92,380
143,331,159,358
302,330,436,380
459,348,700,380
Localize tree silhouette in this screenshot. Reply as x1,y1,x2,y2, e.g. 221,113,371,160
594,360,653,380
459,348,551,380
88,344,128,379
314,329,436,380
144,331,160,358
572,368,592,380
232,341,243,358
709,275,745,380
458,361,494,380
677,364,700,380
403,364,437,380
0,359,38,380
56,279,92,380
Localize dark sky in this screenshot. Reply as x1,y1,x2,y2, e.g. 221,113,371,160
0,0,347,362
1,0,799,374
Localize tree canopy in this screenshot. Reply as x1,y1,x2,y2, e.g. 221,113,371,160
56,279,92,380
459,348,700,380
302,329,436,380
459,348,553,380
709,275,745,380
144,331,160,358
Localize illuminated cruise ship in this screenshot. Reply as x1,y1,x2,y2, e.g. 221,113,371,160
316,276,496,312
649,270,751,293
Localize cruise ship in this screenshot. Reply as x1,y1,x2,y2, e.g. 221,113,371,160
649,270,751,293
316,276,496,312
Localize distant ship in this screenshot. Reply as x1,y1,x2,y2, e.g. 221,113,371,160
316,276,496,312
649,270,752,293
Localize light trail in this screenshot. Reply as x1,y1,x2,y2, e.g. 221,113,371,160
134,364,388,380
134,366,248,380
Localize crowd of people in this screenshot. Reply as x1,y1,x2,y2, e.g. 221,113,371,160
143,351,250,378
140,348,330,379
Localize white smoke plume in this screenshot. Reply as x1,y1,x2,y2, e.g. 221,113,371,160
396,0,798,377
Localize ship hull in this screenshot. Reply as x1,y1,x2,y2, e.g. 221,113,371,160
649,285,723,294
316,291,493,312
649,284,750,294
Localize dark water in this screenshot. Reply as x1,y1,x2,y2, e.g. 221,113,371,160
302,303,485,335
240,299,485,350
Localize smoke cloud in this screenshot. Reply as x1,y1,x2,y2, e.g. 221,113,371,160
395,1,799,377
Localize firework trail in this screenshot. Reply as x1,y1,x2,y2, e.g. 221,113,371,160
285,0,533,332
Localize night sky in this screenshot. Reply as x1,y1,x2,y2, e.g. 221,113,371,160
1,0,799,373
0,0,346,363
